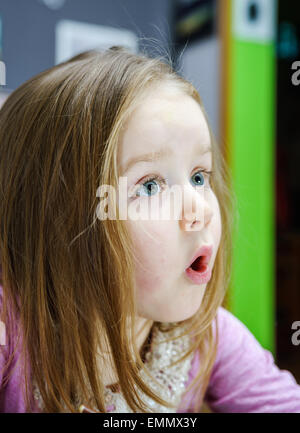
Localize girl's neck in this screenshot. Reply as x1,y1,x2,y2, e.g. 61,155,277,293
101,317,154,388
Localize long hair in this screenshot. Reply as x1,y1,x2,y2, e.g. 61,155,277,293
0,46,235,412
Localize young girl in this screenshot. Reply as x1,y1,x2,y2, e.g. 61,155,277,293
0,46,300,413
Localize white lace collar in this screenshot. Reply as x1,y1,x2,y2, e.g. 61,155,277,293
103,322,194,413
33,322,194,413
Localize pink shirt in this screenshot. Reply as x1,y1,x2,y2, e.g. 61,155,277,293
1,284,300,413
178,307,300,412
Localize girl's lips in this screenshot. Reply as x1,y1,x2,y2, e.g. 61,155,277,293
186,245,213,269
185,265,212,285
185,244,213,285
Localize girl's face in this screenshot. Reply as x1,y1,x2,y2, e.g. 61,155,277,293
118,84,222,323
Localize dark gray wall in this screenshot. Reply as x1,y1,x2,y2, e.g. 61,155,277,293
0,0,175,90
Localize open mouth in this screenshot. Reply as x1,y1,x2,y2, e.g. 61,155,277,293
185,245,213,285
189,256,208,273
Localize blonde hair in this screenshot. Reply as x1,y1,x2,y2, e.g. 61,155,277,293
0,46,235,412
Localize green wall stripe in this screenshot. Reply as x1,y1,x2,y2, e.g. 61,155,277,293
228,38,276,354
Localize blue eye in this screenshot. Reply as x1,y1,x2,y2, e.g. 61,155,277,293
191,171,205,186
136,177,163,197
131,170,212,198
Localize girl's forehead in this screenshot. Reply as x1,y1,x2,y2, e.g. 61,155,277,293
116,85,212,170
117,109,211,174
127,89,205,132
123,93,209,146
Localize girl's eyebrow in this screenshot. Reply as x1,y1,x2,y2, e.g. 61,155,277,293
121,146,212,174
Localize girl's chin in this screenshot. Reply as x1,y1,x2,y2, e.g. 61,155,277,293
141,305,202,323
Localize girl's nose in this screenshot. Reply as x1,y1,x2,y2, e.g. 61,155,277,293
179,184,213,231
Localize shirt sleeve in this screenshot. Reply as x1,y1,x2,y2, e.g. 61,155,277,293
0,284,32,412
0,284,8,391
204,306,300,413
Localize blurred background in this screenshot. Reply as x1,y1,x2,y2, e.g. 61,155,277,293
0,0,299,389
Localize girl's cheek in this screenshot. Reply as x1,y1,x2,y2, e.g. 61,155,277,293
133,233,170,291
214,198,222,247
136,273,161,294
130,220,172,254
134,273,163,317
208,192,222,242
